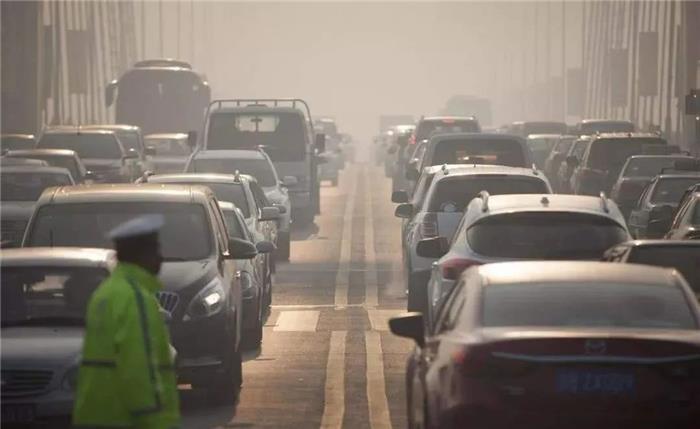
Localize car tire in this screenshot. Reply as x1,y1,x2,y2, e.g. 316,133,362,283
276,231,291,261
407,273,428,314
205,338,242,405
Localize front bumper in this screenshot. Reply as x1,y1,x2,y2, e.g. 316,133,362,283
1,389,74,423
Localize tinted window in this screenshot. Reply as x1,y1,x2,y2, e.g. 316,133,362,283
586,138,666,172
165,182,250,218
428,176,549,212
431,138,527,167
207,112,307,162
651,178,700,204
146,138,190,156
38,134,122,159
622,157,691,178
221,210,247,240
115,131,141,153
467,212,628,259
1,266,109,326
553,138,574,154
1,172,72,201
630,246,700,293
482,282,696,330
580,121,635,134
27,202,213,261
8,154,80,180
416,119,480,141
190,158,277,187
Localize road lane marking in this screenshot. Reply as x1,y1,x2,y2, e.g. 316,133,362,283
335,167,358,308
365,331,392,429
320,330,347,429
273,310,320,332
364,165,379,308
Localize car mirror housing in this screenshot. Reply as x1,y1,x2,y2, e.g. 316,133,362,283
416,236,449,258
282,176,298,187
260,206,281,222
228,237,257,259
255,240,275,254
389,313,425,347
394,203,414,219
273,204,287,215
391,190,409,204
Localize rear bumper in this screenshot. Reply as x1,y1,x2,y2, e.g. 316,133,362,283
1,390,74,422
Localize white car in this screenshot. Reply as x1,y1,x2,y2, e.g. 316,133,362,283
394,164,552,313
420,193,631,329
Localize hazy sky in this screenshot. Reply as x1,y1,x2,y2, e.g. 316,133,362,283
143,1,583,140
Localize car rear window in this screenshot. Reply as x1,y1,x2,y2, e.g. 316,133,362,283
430,138,527,167
622,157,690,178
416,119,480,141
1,172,73,201
173,182,250,218
629,246,700,293
586,138,666,172
467,212,628,259
190,158,277,187
38,134,122,159
427,176,549,212
580,121,635,134
651,178,700,204
482,282,697,329
553,138,574,154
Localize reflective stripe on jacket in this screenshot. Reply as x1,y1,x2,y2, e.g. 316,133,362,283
73,262,180,429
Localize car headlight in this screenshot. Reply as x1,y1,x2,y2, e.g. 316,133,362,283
62,366,79,391
239,270,255,299
184,278,226,321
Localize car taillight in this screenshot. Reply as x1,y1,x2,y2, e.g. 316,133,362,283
441,258,480,280
452,347,534,378
420,213,438,238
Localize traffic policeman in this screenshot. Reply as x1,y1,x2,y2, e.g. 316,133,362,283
73,214,181,429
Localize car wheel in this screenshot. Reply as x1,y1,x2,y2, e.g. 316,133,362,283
243,300,263,350
276,231,291,261
407,273,428,313
205,337,242,404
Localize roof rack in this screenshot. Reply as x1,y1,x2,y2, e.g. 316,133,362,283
234,170,241,182
478,190,490,212
531,163,539,175
599,191,609,213
441,164,449,175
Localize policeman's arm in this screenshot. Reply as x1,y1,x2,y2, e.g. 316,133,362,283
114,287,166,426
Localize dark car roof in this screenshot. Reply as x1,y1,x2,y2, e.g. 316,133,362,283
476,261,679,286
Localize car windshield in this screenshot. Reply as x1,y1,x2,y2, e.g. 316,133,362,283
207,112,307,162
427,176,549,212
630,246,700,293
38,134,122,159
651,178,700,204
26,203,213,261
622,157,691,178
586,138,667,172
146,138,190,157
580,121,635,134
431,138,527,167
416,119,480,141
1,266,109,327
523,122,567,135
190,158,277,187
167,182,250,218
221,210,247,240
527,137,558,168
482,282,697,329
1,172,72,201
467,212,628,259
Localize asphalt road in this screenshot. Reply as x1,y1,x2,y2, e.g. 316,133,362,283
181,159,413,428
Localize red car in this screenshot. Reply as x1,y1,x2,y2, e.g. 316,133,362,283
391,261,700,429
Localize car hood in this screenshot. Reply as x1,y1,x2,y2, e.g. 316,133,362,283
1,327,83,369
0,201,35,220
158,259,216,292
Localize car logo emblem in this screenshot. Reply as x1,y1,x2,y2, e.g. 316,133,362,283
584,339,607,355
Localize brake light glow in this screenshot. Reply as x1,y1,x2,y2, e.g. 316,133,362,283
441,258,480,280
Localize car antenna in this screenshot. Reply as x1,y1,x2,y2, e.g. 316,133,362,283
599,191,609,213
478,190,490,212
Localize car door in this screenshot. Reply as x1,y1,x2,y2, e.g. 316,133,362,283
628,181,654,237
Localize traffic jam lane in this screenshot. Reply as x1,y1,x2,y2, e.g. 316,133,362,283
181,164,413,428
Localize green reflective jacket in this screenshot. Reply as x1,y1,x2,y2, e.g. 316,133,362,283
73,262,181,429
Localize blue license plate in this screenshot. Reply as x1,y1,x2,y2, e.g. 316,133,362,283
556,370,635,395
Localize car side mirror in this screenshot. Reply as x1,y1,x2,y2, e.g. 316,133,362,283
259,206,281,222
566,155,579,167
388,313,425,347
273,204,287,215
394,203,414,219
144,145,156,156
315,133,326,153
282,176,298,187
255,240,276,254
84,170,96,180
105,80,117,107
416,236,449,258
228,237,257,259
187,131,198,149
391,190,409,204
405,166,420,181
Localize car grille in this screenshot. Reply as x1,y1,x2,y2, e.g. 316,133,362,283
1,370,53,397
156,291,179,313
1,220,28,243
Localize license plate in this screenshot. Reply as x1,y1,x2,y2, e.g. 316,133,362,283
556,370,635,395
1,404,36,423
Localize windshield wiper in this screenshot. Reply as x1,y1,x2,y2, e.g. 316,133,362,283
2,316,85,328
